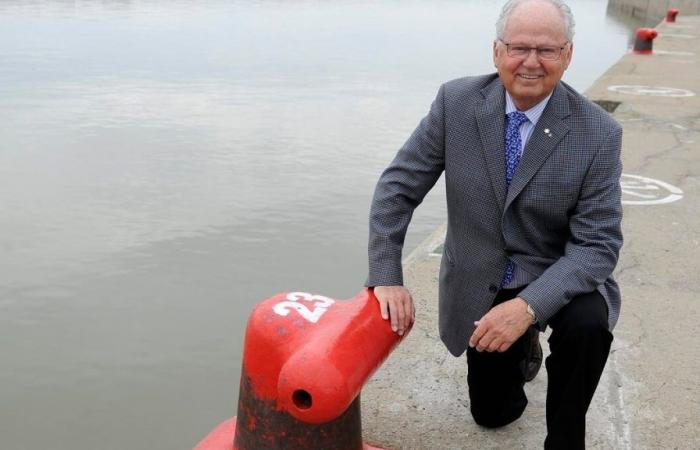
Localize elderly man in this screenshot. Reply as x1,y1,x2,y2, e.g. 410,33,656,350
366,0,623,448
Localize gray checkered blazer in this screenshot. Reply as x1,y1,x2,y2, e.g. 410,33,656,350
367,74,623,356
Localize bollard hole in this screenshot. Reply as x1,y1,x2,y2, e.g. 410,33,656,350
292,390,313,410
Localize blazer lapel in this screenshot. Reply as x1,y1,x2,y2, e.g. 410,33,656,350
505,83,571,209
475,79,507,211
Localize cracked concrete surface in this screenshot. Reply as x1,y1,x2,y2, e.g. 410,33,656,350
361,16,700,450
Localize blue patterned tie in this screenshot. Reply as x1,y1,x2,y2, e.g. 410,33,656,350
501,111,529,287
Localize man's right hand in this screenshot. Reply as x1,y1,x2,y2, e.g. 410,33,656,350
373,285,415,336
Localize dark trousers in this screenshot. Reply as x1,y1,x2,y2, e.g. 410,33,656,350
466,287,613,449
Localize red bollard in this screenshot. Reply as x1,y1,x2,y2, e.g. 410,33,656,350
195,288,409,450
666,8,679,23
633,28,658,54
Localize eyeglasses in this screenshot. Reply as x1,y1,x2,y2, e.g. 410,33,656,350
499,40,569,61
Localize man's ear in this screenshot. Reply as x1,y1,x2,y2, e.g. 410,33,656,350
563,42,574,70
492,40,499,67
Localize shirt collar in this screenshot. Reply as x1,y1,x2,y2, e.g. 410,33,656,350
505,91,553,126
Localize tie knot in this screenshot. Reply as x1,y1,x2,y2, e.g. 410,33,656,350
507,111,529,128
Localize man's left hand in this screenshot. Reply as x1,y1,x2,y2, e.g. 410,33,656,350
468,297,533,352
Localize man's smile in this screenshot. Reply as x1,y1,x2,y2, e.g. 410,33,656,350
516,73,544,80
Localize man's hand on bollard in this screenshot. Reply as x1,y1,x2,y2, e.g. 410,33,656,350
373,285,415,336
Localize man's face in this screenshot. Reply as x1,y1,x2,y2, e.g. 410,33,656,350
493,1,573,110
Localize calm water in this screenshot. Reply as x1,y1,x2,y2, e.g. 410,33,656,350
0,1,640,448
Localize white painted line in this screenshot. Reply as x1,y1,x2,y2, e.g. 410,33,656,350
607,85,695,97
660,33,698,39
621,174,683,205
606,342,633,450
653,49,696,56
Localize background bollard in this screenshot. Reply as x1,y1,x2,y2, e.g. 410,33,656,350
666,8,679,23
195,288,410,450
633,28,658,54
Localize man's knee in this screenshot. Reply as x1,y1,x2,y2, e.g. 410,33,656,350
470,396,527,428
567,314,610,339
550,292,613,353
552,292,610,336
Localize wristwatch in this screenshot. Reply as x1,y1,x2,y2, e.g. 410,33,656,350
526,303,537,324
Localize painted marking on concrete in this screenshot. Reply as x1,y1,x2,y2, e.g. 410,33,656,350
653,49,695,56
606,342,633,450
621,174,683,205
660,33,698,39
607,85,695,97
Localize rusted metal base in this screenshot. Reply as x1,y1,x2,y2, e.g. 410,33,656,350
234,373,372,450
194,417,386,450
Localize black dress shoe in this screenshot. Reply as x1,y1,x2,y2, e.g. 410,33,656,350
521,326,543,382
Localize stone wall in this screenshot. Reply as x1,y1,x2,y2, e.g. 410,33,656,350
608,0,700,21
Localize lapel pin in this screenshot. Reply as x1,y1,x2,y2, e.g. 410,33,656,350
544,128,553,137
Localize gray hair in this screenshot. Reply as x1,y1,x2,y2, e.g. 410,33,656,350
495,0,575,42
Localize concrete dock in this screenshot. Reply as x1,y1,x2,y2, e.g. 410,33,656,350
361,14,700,450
